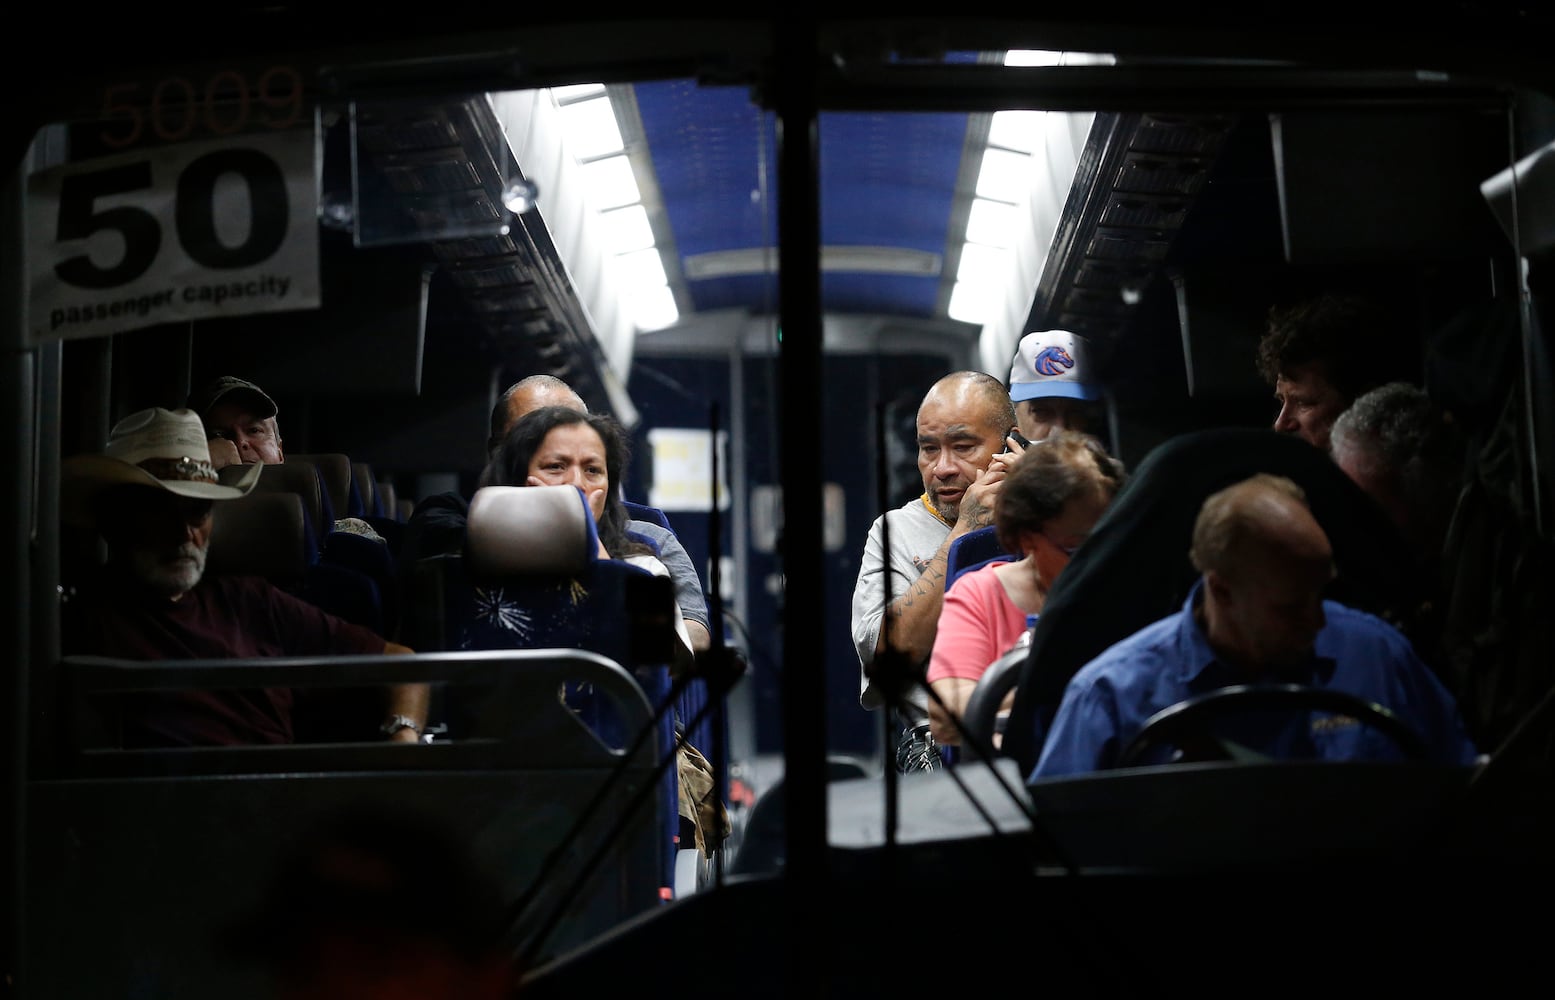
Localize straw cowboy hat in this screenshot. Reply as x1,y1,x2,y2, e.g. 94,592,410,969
61,407,261,526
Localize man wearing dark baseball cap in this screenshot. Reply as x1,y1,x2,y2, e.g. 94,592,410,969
189,374,285,466
188,374,388,544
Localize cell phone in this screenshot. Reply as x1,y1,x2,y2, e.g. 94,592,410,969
1001,427,1032,454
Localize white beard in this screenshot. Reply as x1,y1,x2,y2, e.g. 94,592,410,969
128,541,206,597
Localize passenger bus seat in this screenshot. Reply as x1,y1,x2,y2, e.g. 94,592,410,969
405,484,683,888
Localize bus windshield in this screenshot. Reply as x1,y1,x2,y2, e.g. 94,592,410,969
10,13,1555,998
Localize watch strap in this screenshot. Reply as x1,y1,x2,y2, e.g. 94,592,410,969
380,714,422,736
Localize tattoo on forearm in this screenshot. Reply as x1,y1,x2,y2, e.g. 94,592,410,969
888,565,944,619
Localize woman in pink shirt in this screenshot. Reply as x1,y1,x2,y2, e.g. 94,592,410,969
927,431,1126,746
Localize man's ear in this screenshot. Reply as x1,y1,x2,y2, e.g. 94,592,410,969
267,417,284,462
1204,569,1232,607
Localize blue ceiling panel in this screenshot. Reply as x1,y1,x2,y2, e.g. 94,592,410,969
822,273,941,318
635,77,973,322
686,273,781,314
818,111,969,254
634,79,773,262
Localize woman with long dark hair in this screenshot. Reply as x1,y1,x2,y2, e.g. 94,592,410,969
481,405,655,559
481,405,690,661
480,404,722,850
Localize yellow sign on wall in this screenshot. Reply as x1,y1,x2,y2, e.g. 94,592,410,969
648,428,730,512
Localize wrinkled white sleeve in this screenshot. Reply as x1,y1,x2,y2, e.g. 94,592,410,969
851,513,922,711
624,553,695,668
851,516,888,708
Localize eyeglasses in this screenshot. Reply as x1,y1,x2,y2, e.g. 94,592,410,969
118,491,214,528
1038,529,1084,557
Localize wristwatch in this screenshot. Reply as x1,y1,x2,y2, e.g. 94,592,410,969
379,714,423,737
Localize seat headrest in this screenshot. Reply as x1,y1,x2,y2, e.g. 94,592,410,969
243,461,327,545
465,485,599,579
352,461,381,517
289,453,354,521
207,491,309,583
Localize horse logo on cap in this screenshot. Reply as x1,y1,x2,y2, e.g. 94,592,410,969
1033,345,1076,377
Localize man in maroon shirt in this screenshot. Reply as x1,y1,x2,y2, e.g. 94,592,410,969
60,407,428,747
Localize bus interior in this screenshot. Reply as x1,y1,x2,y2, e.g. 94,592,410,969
9,9,1555,997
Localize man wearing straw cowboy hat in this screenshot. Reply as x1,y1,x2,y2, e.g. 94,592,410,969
59,407,428,747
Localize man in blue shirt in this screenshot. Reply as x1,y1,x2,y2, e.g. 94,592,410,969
1032,472,1479,779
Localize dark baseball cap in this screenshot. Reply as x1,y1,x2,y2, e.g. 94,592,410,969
188,376,278,420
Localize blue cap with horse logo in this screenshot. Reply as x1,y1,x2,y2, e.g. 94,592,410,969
1008,329,1100,402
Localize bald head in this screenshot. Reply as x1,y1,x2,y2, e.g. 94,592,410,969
487,375,587,457
919,371,1016,433
914,371,1016,523
1190,473,1335,673
1190,474,1332,579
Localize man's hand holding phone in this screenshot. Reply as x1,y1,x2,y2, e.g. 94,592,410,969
1001,426,1032,455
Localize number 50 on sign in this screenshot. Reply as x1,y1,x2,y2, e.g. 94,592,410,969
27,127,320,344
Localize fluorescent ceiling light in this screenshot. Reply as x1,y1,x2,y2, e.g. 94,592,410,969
631,283,680,332
599,203,655,254
616,245,669,287
1005,50,1115,67
581,154,641,210
947,280,988,324
955,242,1006,285
965,198,1016,248
552,83,607,102
948,230,1015,325
557,95,624,159
988,110,1044,154
1005,49,1065,67
975,147,1031,204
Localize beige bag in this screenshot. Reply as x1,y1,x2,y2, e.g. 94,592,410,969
675,740,731,858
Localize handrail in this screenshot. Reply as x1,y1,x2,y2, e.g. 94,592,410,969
56,649,660,776
62,647,643,694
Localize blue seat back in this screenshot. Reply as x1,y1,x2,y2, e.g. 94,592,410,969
621,497,727,828
402,485,683,888
243,461,327,557
206,489,375,634
623,499,673,533
353,460,384,517
289,452,356,521
946,526,1014,592
320,530,399,638
207,491,310,584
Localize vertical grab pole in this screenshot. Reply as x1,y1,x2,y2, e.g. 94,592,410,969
772,15,828,1000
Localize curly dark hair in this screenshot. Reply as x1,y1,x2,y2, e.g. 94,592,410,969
480,405,651,558
994,430,1128,552
1255,292,1402,401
